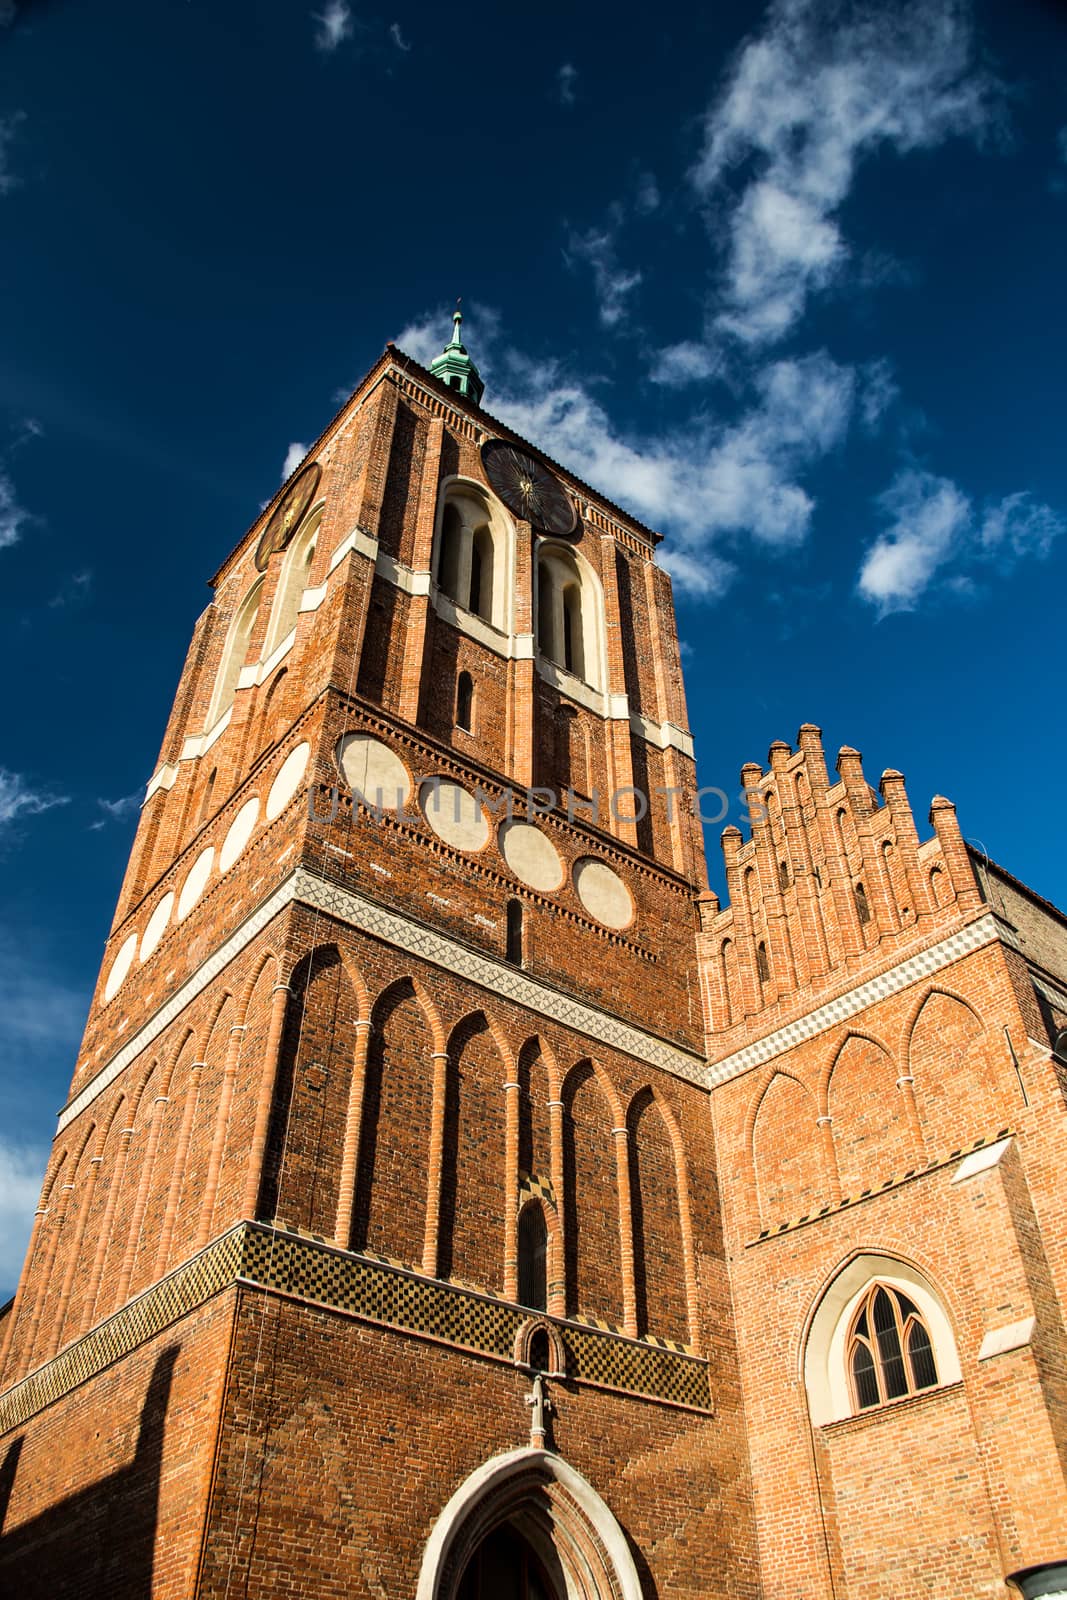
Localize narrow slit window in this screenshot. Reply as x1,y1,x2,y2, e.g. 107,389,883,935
518,1203,548,1312
855,881,871,925
456,672,474,733
506,899,523,966
756,940,770,985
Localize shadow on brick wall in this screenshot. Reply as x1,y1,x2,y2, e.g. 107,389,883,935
0,1344,178,1597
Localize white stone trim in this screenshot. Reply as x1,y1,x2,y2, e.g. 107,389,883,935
180,706,233,763
415,1447,642,1600
952,1136,1012,1183
978,1316,1034,1361
58,868,705,1134
328,524,379,572
376,549,431,597
298,583,328,613
237,629,295,691
706,915,1000,1085
431,590,512,654
143,763,179,803
608,692,630,721
628,709,695,758
536,658,606,717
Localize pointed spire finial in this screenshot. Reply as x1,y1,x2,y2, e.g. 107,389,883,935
429,296,484,405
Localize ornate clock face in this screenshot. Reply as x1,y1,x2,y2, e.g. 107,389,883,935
480,440,577,537
255,461,322,570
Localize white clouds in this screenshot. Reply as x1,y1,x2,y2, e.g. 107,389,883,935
857,469,1066,614
634,172,660,215
557,63,578,107
0,112,24,196
568,226,642,329
858,358,899,431
0,1139,46,1302
394,309,854,597
394,308,452,369
92,790,142,830
649,341,722,387
312,0,352,52
282,441,308,479
0,770,69,830
47,569,93,609
0,469,28,549
389,22,410,51
694,0,997,344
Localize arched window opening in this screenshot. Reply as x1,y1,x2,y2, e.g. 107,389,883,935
561,584,583,677
456,671,474,733
854,881,871,925
535,547,600,688
527,1327,550,1373
267,505,322,653
506,899,523,966
440,503,464,604
470,525,494,621
208,577,263,729
517,1203,548,1313
756,941,770,985
778,859,790,892
847,1283,938,1410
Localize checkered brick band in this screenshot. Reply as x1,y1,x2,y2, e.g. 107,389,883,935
0,1225,711,1433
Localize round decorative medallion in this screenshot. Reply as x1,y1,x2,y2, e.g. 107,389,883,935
480,439,577,536
219,797,260,874
103,932,138,1003
177,846,215,921
336,734,411,809
572,857,634,930
266,742,310,821
420,779,489,851
255,461,322,571
139,892,175,963
499,820,564,893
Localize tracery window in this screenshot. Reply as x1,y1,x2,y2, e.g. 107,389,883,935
847,1282,938,1410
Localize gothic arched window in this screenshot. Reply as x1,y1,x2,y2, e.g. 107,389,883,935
847,1283,938,1410
535,545,601,689
265,504,322,654
517,1202,548,1312
207,576,263,729
756,940,770,985
435,486,504,627
854,880,872,925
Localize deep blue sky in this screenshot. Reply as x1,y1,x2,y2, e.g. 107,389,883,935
0,0,1065,1293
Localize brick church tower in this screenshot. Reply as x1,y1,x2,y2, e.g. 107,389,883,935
2,314,1067,1600
0,315,760,1598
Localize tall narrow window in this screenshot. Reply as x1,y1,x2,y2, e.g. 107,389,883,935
456,671,474,733
506,899,523,966
517,1202,548,1312
199,767,217,826
470,525,494,621
562,584,583,677
854,881,871,925
439,503,464,604
208,577,263,729
265,505,322,654
847,1283,938,1410
778,859,790,892
756,940,770,984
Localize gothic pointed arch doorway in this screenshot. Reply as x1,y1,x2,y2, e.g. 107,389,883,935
417,1448,642,1600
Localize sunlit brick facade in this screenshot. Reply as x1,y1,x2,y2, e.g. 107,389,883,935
1,329,1065,1599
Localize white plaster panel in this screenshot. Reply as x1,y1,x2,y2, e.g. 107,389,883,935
177,846,215,921
266,742,310,821
952,1136,1013,1183
219,797,260,874
499,821,564,892
573,857,634,931
139,892,175,963
102,932,138,1004
337,733,411,808
978,1317,1035,1361
421,780,489,852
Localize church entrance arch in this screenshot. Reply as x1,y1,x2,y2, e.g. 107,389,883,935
416,1448,642,1600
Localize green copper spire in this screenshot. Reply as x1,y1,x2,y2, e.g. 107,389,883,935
429,301,484,407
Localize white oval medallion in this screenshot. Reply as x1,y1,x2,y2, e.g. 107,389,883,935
220,796,260,873
177,846,215,921
499,820,564,893
139,891,175,963
266,741,310,821
336,733,411,809
103,932,138,1002
573,857,634,930
420,779,489,851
